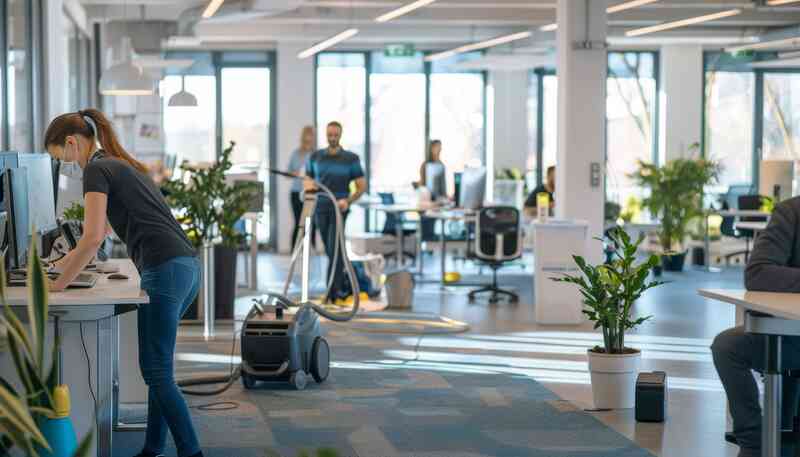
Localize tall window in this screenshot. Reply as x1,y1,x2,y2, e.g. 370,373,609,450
430,56,485,194
370,52,426,196
703,56,756,188
221,68,271,165
606,52,658,205
160,75,217,164
8,0,31,151
314,51,486,203
763,74,800,161
527,51,658,201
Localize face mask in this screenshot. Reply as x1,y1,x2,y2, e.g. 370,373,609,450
60,161,83,181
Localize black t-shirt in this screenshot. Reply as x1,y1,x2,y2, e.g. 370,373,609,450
83,155,195,271
524,184,554,208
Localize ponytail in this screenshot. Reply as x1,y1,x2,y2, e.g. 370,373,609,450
78,109,148,174
44,108,149,174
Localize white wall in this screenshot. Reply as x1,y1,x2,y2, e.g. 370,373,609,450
276,43,315,253
659,44,704,161
490,70,530,172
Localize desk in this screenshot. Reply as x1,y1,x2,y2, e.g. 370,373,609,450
699,289,800,457
701,210,771,271
425,209,479,286
0,259,148,457
735,221,768,234
360,203,429,270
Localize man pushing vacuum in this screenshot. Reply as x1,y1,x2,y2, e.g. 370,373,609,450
178,169,361,393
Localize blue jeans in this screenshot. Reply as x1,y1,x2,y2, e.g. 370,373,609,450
138,256,201,457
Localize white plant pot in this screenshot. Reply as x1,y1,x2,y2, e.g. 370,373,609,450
587,349,641,410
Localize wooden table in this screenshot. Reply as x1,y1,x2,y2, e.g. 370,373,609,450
1,259,148,457
699,289,800,457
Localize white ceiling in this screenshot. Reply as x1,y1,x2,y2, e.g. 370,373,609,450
80,0,800,49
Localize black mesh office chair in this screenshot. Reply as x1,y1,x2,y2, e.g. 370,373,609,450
721,195,767,263
468,206,522,304
379,192,417,262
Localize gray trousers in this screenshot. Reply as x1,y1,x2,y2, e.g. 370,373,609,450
711,327,800,450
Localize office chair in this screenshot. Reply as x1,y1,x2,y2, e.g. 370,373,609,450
468,206,522,304
379,192,417,263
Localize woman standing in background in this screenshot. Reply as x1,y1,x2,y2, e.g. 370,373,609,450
289,126,316,249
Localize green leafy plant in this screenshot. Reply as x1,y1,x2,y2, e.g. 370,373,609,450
163,142,256,248
760,196,775,214
620,196,642,223
0,232,93,456
551,229,665,354
62,202,84,222
605,201,622,223
631,158,719,253
296,449,340,457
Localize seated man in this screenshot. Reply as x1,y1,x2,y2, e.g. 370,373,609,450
711,196,800,457
524,166,555,218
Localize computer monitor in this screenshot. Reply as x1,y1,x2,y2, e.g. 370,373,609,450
2,168,30,270
18,154,58,234
425,162,446,200
459,167,487,210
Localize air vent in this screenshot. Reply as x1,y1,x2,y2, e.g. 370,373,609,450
244,321,290,337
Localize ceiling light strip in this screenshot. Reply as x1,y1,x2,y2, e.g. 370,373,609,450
376,0,437,23
606,0,661,14
625,8,742,37
727,36,800,53
541,0,662,32
424,31,532,62
767,0,800,5
202,0,225,19
298,29,360,59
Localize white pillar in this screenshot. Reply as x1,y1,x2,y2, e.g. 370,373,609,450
659,44,703,162
556,0,608,263
276,43,315,253
491,70,530,171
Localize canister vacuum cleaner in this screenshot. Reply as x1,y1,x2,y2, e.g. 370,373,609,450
177,170,360,394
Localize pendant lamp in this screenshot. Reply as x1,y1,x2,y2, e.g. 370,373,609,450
99,37,154,96
168,76,198,107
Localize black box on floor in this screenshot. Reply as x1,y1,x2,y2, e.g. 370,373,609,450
635,371,668,422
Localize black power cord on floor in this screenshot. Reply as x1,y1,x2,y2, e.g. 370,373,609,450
79,322,98,429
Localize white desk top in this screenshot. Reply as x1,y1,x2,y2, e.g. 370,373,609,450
5,259,149,307
716,210,771,218
363,203,431,213
735,221,768,232
699,289,800,321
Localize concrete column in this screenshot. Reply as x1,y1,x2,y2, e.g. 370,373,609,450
659,44,703,161
276,43,315,253
556,0,608,262
491,70,530,171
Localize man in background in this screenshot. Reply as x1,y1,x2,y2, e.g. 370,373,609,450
524,165,555,218
305,121,367,303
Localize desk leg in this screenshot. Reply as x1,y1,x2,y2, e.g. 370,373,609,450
440,219,447,287
763,335,782,457
97,317,114,457
250,216,258,289
396,218,404,267
417,218,424,276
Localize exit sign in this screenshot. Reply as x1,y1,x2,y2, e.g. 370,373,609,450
384,44,416,57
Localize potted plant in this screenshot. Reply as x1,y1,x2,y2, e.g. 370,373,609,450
0,236,93,457
163,142,256,320
631,157,718,272
552,228,665,409
62,201,85,223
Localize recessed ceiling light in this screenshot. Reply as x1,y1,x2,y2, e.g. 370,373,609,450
298,29,360,59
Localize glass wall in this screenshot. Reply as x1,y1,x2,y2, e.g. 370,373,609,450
762,74,800,161
221,67,271,166
62,10,92,112
160,75,217,164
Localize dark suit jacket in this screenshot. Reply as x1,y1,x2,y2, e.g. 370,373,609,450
746,196,800,292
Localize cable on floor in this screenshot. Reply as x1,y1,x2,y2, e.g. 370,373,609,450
79,322,98,429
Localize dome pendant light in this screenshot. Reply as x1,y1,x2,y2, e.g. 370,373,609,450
168,76,198,107
99,37,154,96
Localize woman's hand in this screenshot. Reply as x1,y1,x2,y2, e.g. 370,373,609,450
49,279,66,293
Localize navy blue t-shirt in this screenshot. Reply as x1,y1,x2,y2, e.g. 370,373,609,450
305,148,364,210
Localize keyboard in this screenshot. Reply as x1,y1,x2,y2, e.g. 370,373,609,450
8,271,98,288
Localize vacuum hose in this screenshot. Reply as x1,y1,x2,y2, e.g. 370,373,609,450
177,169,360,395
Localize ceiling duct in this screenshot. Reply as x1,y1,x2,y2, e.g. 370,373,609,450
177,0,306,36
